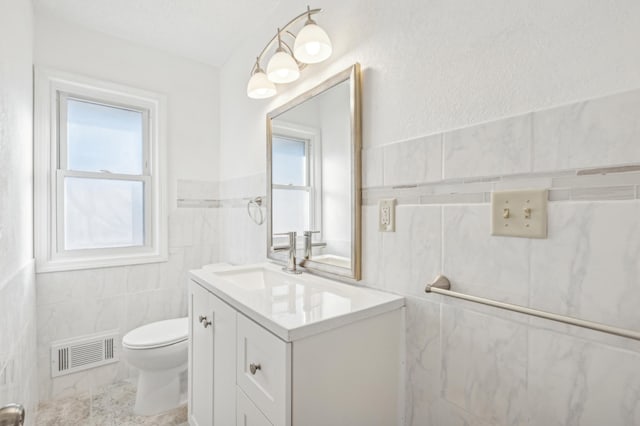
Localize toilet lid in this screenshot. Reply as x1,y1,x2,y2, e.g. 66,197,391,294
123,317,188,349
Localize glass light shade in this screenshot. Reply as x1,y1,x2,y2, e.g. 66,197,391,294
293,23,332,64
247,70,276,99
267,50,300,84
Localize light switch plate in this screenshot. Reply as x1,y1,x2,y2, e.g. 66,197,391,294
491,189,548,238
378,199,396,232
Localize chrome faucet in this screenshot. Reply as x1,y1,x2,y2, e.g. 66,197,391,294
303,230,320,260
274,231,302,274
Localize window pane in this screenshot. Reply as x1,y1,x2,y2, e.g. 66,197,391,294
272,188,309,235
272,136,307,186
66,98,144,175
64,177,144,250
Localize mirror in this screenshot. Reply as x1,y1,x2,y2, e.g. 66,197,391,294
267,64,361,281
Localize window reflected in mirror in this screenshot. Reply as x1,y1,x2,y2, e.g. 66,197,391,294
272,135,313,236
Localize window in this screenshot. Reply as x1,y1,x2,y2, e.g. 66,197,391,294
270,122,322,246
272,135,312,234
35,69,167,272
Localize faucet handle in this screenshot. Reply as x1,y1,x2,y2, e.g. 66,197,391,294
302,231,320,260
273,231,297,238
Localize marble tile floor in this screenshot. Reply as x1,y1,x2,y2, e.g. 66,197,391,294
35,381,187,425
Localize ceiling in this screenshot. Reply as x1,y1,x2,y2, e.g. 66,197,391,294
33,0,282,67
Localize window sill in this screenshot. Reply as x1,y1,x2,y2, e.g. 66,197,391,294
35,251,168,273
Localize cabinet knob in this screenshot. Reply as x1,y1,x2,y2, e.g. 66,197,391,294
199,315,212,328
249,363,261,375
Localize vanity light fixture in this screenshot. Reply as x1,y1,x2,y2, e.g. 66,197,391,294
247,58,277,99
266,29,300,84
247,5,332,99
293,7,333,64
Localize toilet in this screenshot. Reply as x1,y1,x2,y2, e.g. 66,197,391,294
122,317,189,415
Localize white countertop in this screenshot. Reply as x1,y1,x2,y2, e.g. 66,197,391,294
189,262,405,342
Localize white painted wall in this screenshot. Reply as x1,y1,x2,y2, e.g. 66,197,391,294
0,0,38,420
33,14,221,401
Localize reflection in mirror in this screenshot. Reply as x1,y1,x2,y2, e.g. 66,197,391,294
267,64,361,281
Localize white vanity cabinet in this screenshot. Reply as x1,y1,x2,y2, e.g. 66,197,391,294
188,280,237,426
188,263,405,426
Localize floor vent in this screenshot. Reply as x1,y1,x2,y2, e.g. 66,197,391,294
51,331,119,377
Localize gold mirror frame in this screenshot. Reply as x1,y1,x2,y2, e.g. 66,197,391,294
266,63,362,281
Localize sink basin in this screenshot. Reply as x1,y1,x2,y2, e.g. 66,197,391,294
213,267,295,290
192,262,405,341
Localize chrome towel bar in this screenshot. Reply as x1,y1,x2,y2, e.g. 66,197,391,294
425,275,640,342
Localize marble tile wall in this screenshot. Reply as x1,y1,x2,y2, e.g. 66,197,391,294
214,174,268,266
218,88,640,425
404,295,640,426
36,202,219,402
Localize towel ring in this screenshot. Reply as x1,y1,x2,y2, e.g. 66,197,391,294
247,197,265,225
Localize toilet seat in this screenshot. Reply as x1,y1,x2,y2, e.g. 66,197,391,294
123,317,188,349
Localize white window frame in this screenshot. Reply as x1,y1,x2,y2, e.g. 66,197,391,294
35,68,168,272
271,121,322,244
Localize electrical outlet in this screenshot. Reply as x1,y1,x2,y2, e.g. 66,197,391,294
379,199,396,232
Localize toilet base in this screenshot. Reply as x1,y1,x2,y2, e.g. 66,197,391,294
134,366,184,416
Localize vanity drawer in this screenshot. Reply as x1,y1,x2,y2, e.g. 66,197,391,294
237,387,273,426
237,314,291,426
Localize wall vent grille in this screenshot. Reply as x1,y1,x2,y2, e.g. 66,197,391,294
51,330,119,377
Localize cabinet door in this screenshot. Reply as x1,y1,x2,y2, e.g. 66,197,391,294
189,280,238,426
189,281,214,426
237,387,273,426
212,292,237,425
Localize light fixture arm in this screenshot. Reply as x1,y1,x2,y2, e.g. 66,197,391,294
304,5,316,25
279,39,296,59
276,28,283,50
250,7,322,75
273,28,296,58
252,57,263,74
